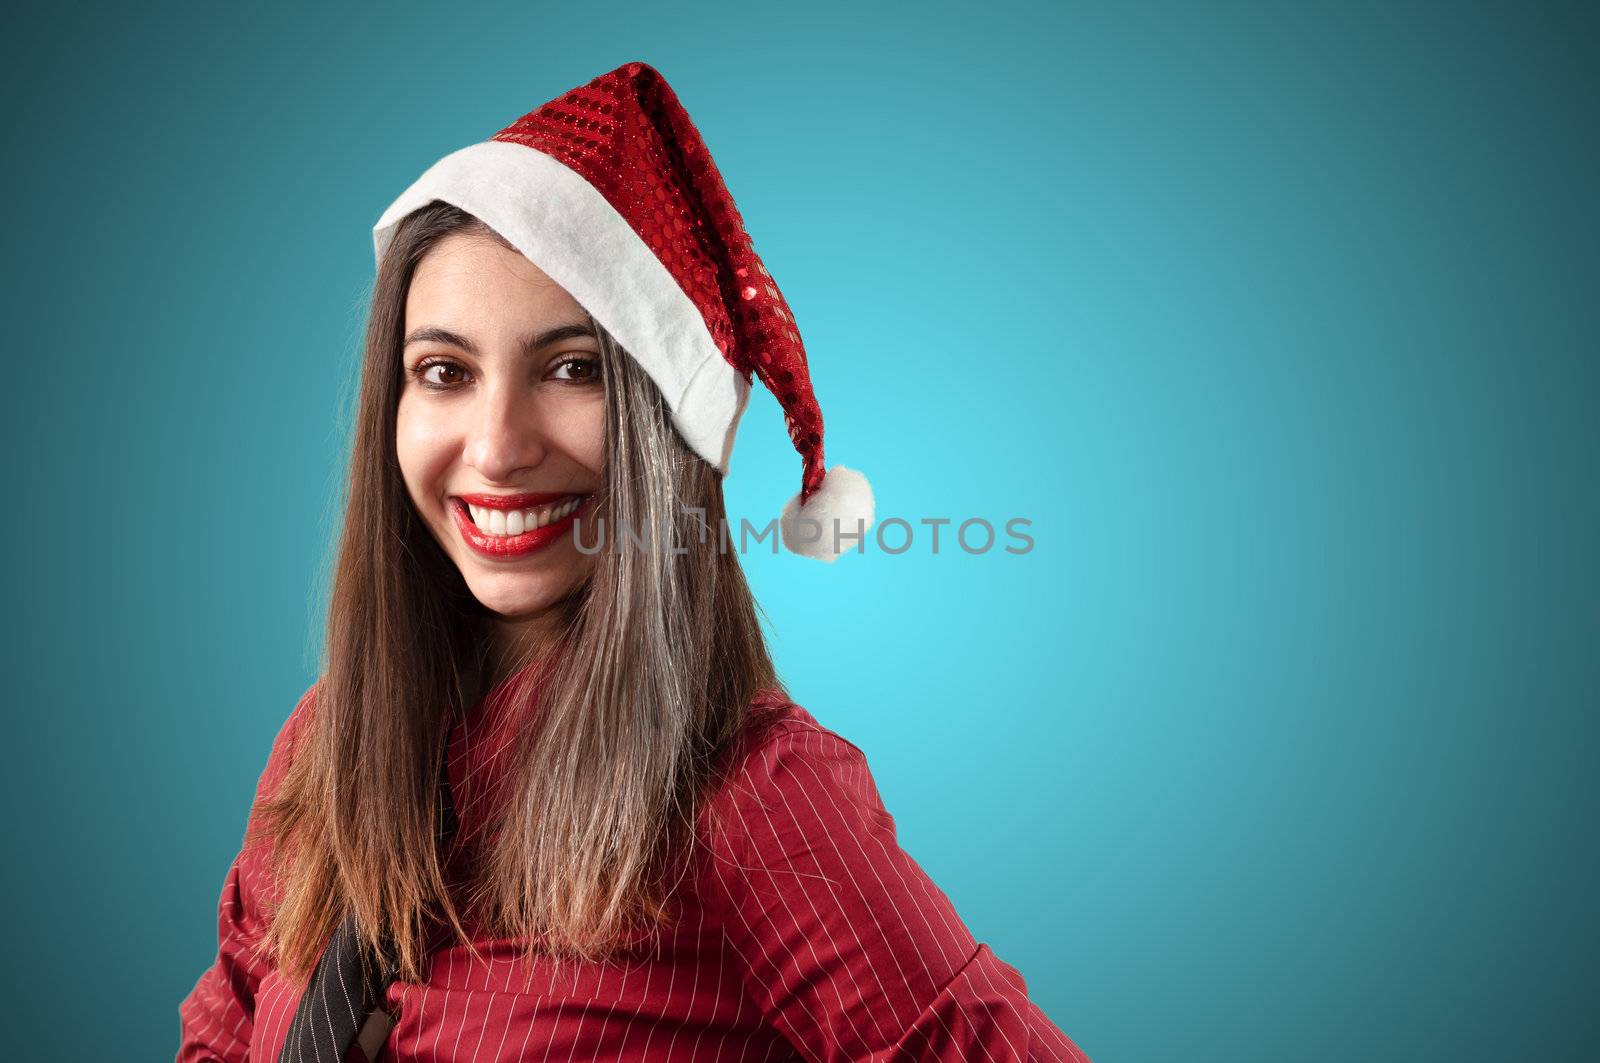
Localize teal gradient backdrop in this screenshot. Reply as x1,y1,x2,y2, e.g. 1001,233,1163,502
3,2,1594,1059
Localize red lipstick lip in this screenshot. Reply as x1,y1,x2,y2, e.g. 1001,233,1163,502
456,491,581,509
450,494,597,559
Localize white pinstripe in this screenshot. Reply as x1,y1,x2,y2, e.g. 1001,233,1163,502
735,751,891,1050
802,731,1030,1060
634,905,679,1059
788,730,1013,1059
430,949,455,1057
663,901,706,1059
738,726,961,1057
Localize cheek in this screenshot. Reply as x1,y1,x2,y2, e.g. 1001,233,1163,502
394,399,455,500
576,406,606,474
548,399,607,477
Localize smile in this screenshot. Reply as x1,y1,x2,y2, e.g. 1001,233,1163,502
466,496,583,535
450,492,596,558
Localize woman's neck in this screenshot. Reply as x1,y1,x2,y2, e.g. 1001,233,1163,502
486,604,571,689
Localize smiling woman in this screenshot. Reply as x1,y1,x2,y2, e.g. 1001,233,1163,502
395,229,608,675
176,60,1091,1063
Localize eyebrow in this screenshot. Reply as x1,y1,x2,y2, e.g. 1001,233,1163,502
402,321,598,355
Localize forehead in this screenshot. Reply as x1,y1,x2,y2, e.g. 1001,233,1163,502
405,232,583,327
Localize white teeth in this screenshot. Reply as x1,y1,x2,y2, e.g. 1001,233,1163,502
464,496,585,536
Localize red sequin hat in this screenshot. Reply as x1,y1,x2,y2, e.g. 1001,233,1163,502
373,60,874,561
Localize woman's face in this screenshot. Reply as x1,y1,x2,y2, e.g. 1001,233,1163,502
396,231,605,629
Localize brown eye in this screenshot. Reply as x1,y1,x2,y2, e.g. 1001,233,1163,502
411,358,468,389
549,357,601,384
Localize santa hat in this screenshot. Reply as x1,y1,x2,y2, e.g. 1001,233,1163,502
372,61,873,562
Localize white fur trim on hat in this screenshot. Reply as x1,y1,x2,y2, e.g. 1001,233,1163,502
780,465,875,562
372,139,750,474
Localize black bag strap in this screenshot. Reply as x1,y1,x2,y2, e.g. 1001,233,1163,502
277,754,457,1062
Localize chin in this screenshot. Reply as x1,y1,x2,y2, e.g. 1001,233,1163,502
461,563,585,614
467,580,569,618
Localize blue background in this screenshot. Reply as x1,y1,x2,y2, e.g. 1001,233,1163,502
3,2,1595,1059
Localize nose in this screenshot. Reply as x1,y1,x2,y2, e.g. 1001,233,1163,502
462,379,547,482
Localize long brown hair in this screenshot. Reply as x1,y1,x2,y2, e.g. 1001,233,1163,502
253,201,785,985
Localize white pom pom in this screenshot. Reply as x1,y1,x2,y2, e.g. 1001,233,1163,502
780,465,875,562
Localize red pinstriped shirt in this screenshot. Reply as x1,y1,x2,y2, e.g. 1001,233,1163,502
177,665,1092,1062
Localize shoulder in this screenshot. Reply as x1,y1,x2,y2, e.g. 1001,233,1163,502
265,681,318,781
701,690,896,852
230,680,321,914
255,680,320,804
728,689,879,782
